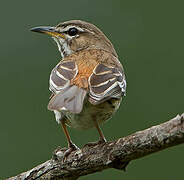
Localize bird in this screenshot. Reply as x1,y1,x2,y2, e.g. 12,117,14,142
31,20,126,158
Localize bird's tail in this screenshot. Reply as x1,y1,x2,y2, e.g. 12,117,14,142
48,85,87,114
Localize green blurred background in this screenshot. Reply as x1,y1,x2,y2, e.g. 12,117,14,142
0,0,183,179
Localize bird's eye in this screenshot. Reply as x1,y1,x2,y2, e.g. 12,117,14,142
67,27,78,36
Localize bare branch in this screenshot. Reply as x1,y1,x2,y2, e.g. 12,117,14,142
7,113,184,180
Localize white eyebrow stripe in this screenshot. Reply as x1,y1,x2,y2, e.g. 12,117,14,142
62,26,85,32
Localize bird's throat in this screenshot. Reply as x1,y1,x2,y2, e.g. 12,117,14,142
52,37,73,58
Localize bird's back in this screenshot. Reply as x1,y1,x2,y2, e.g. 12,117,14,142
48,48,125,129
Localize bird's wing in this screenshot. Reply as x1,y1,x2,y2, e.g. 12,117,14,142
48,60,87,114
88,63,126,105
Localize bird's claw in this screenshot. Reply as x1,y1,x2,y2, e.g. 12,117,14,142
83,138,107,148
63,143,79,162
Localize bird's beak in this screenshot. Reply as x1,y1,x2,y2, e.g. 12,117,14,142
30,26,65,39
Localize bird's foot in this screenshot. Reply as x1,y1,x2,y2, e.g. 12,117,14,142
83,138,107,148
63,143,79,162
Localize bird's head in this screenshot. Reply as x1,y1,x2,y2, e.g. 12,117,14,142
31,20,117,58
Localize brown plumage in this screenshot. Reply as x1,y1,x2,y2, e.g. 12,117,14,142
31,20,126,159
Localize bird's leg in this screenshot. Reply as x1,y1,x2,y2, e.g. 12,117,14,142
94,119,107,143
84,120,107,147
61,120,79,161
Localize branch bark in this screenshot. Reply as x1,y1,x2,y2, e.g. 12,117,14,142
7,113,184,180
